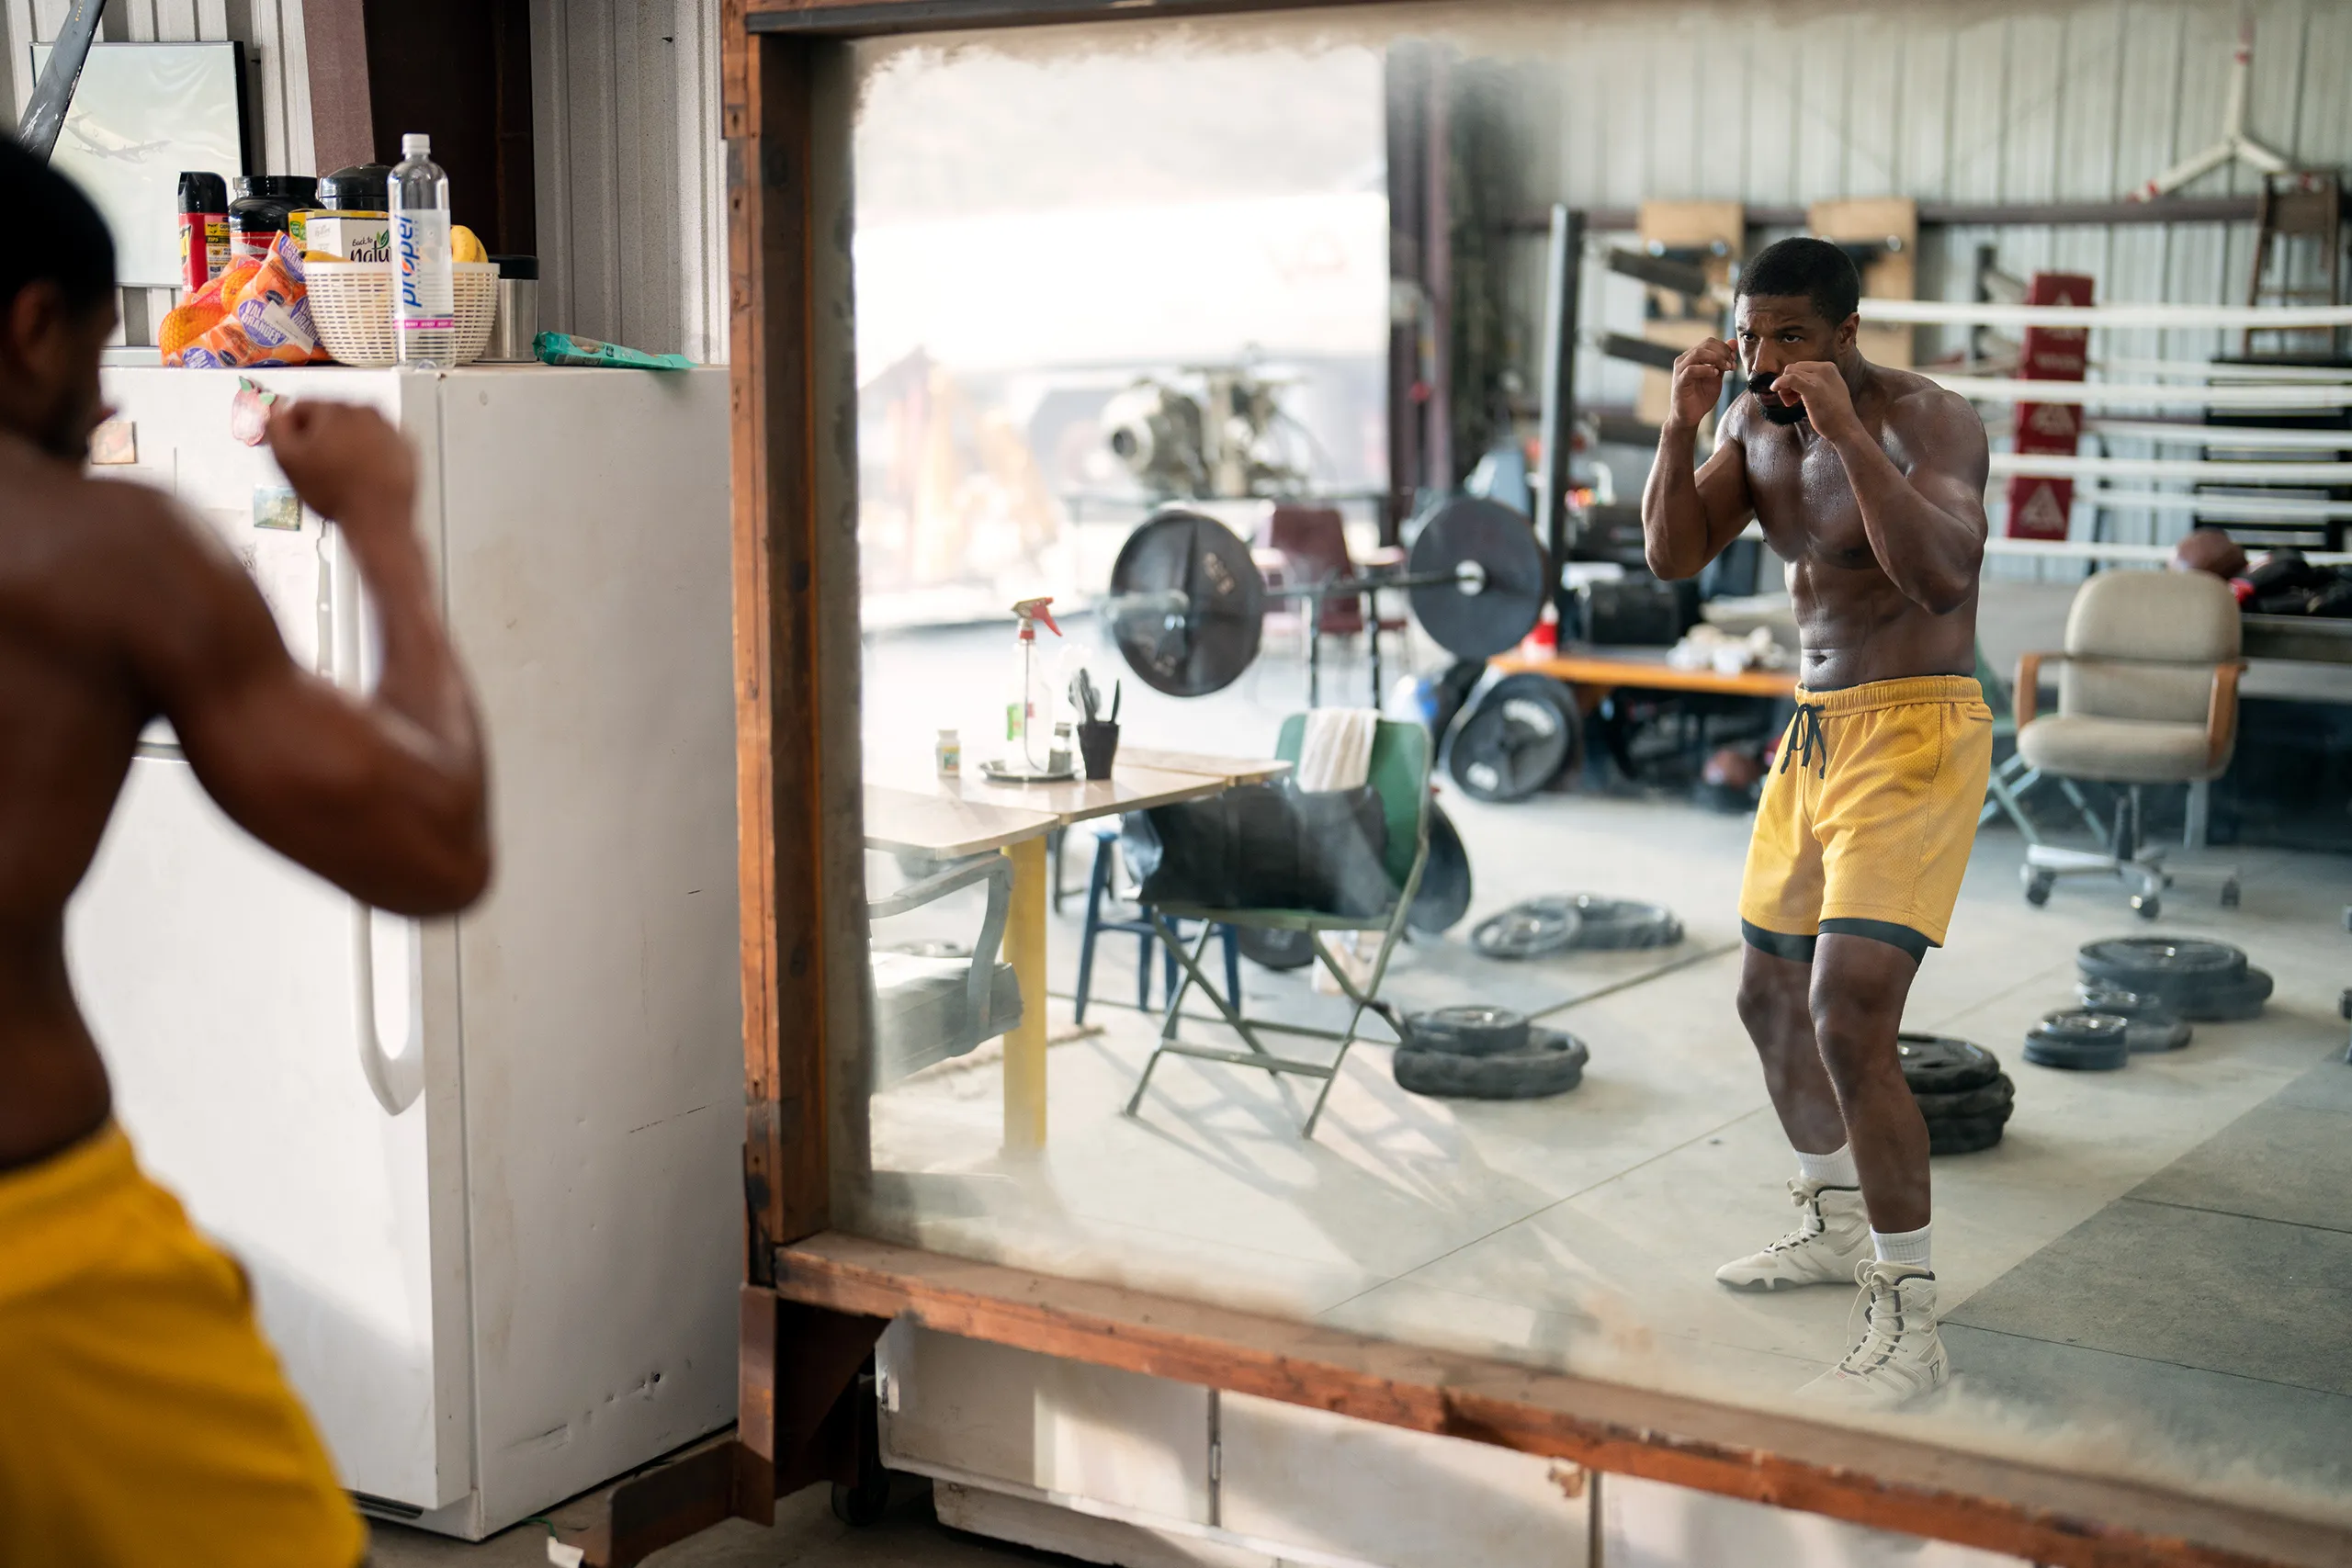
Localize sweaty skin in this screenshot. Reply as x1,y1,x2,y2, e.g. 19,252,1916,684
1640,294,1990,690
1639,293,1990,1235
0,284,490,1173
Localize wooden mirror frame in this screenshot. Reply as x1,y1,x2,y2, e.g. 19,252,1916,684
549,6,2350,1565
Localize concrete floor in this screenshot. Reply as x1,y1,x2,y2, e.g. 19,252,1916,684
854,592,2352,1532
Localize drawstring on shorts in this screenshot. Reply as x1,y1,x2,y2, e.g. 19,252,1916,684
1781,701,1828,776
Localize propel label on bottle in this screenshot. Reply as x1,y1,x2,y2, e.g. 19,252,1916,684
394,210,456,330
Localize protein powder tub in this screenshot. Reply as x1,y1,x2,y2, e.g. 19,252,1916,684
226,175,319,263
300,164,393,264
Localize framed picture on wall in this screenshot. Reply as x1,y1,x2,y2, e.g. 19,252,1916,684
28,41,250,288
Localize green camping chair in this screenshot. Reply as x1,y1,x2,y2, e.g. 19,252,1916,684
1123,715,1430,1137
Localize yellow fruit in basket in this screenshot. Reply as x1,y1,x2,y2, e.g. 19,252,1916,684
451,225,487,265
159,299,226,360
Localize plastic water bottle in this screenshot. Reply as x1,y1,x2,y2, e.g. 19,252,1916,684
390,132,454,368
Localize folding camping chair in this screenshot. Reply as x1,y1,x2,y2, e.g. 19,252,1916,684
1123,715,1430,1137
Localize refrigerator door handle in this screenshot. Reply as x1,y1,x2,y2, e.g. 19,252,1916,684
330,527,422,1116
353,904,424,1116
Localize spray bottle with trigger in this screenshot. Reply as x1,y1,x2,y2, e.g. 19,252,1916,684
1007,596,1063,776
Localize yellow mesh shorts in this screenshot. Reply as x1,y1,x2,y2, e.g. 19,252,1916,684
1737,674,1994,961
0,1122,365,1568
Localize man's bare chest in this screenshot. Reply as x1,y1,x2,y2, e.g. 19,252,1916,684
1744,426,1885,569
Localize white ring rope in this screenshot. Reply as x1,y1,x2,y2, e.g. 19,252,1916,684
2093,358,2352,383
2081,420,2352,450
1930,374,2352,408
1984,537,2352,565
1863,298,2352,328
1989,453,2352,484
2028,489,2352,522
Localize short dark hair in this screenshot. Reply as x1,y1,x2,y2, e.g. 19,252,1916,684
1736,236,1860,326
0,135,117,317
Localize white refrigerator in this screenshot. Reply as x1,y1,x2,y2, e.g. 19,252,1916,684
68,365,741,1538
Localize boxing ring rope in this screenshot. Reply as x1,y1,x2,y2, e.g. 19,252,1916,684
1860,298,2352,329
1927,375,2352,408
1988,453,2352,484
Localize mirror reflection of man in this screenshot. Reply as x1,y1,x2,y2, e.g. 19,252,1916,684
1641,237,1992,1407
0,138,490,1561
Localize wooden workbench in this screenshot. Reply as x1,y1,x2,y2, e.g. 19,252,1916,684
1490,645,1801,699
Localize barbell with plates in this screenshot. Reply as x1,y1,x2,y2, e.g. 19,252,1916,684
1103,496,1549,698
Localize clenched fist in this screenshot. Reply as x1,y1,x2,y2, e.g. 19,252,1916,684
266,400,418,535
1668,337,1737,431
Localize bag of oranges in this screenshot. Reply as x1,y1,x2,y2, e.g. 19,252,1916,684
165,234,327,369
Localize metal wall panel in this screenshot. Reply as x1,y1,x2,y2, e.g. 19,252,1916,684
528,0,729,363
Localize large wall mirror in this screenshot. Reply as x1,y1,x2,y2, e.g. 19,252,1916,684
827,1,2352,1542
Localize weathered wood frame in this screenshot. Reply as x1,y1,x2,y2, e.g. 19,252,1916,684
551,4,2352,1565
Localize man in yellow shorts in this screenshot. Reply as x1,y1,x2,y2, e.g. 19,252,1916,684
0,140,489,1562
1640,237,1991,1407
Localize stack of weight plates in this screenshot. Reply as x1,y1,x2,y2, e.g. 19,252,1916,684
2075,981,2193,1052
1393,1005,1589,1100
1898,1033,2013,1156
2076,937,2271,1022
2023,1009,2132,1071
1470,896,1683,961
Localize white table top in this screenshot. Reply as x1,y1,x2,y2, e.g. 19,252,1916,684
861,785,1059,860
870,761,1230,834
1114,748,1292,784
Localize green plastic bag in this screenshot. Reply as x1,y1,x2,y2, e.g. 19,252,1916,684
532,332,693,371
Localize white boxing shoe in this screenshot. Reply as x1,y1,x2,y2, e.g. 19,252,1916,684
1800,1259,1950,1409
1713,1179,1871,1291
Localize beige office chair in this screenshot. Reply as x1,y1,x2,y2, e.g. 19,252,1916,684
2013,570,2245,919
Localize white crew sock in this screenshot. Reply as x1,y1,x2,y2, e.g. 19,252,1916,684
1793,1143,1860,1189
1871,1224,1932,1269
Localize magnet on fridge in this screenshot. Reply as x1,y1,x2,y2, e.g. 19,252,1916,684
229,377,280,446
252,486,301,531
87,419,136,466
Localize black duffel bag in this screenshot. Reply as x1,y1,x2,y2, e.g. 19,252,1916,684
1122,781,1394,918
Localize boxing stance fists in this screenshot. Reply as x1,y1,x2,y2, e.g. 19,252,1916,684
1763,360,1865,444
1668,337,1738,430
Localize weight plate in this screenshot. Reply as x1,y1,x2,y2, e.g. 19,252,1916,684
1928,1111,2009,1156
1897,1033,2003,1096
1106,510,1264,697
2126,1016,2194,1053
2076,936,2246,990
1556,896,1683,952
1406,496,1548,661
1404,1005,1532,1058
2022,1032,2130,1071
1393,1028,1589,1100
2174,964,2272,1022
1407,804,1474,934
1235,927,1315,972
1913,1073,2015,1120
2075,982,2179,1022
1471,897,1584,961
2033,1009,2133,1047
1446,675,1576,802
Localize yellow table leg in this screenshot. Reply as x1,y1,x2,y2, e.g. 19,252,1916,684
1001,835,1049,1152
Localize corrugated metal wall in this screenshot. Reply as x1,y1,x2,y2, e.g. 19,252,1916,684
2,0,317,346
1475,0,2352,556
530,0,728,363
1494,0,2352,395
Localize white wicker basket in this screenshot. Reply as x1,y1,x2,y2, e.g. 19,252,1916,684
308,261,498,367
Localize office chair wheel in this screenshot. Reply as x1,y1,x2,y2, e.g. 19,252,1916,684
2131,892,2161,920
2220,878,2241,909
2022,867,2053,907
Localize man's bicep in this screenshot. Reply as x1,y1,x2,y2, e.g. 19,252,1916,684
1694,434,1756,547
